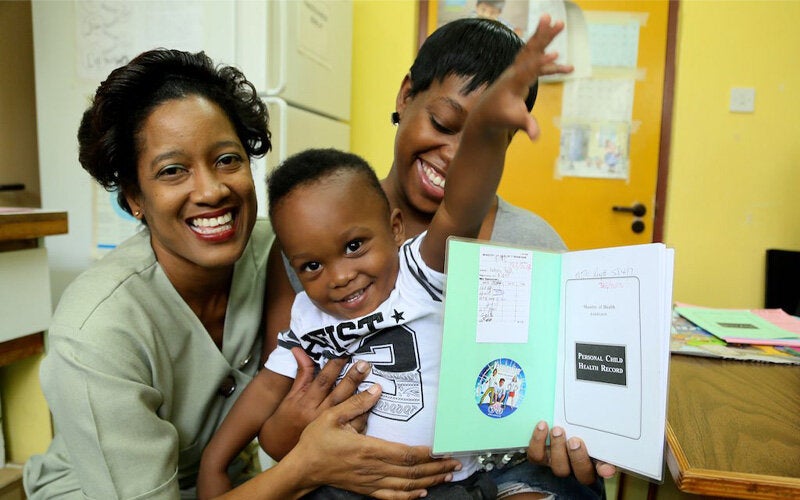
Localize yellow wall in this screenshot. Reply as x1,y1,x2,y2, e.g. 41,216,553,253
351,0,419,177
664,0,800,308
351,0,800,309
0,356,51,463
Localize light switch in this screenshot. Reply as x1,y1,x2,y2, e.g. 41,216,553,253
730,87,755,113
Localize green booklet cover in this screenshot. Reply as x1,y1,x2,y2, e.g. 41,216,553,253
433,238,674,481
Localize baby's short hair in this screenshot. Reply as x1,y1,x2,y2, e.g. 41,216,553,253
267,148,389,218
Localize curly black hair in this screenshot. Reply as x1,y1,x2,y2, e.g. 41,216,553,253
77,48,270,214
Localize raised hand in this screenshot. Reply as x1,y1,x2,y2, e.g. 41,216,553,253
470,14,573,141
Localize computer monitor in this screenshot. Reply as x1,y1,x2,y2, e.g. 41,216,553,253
765,249,800,316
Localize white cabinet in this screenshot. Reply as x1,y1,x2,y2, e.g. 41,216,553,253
0,247,51,343
0,209,67,343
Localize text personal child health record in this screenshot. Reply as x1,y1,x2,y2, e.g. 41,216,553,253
433,238,674,481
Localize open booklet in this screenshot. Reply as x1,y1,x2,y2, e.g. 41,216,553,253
433,238,675,481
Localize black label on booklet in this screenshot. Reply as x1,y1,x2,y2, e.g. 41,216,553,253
575,343,627,386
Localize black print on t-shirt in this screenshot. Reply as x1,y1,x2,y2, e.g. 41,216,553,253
354,325,423,421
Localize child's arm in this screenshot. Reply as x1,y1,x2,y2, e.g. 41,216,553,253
421,15,573,271
264,240,296,360
197,369,293,499
257,353,373,461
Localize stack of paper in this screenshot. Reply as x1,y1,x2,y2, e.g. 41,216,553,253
675,305,800,348
670,311,800,364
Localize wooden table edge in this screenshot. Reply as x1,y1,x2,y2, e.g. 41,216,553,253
0,332,45,367
666,423,800,499
0,210,68,241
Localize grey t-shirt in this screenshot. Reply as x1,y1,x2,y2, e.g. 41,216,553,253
492,197,566,251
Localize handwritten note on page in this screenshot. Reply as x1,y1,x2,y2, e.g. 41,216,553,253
476,246,533,343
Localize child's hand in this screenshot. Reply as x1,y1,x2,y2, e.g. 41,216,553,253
472,14,574,140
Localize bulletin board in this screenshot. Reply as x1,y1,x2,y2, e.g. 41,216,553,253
419,0,676,249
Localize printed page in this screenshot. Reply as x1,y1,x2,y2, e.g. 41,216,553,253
75,1,207,81
585,11,643,69
561,275,642,439
433,239,562,455
92,183,141,259
554,243,671,480
529,1,591,81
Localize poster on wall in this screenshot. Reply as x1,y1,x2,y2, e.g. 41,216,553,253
585,11,641,69
561,78,635,123
556,10,646,180
558,121,630,179
433,0,590,80
436,0,530,37
557,76,635,180
92,183,141,259
75,1,205,81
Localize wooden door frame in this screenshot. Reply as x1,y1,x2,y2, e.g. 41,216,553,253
417,0,680,244
652,0,679,242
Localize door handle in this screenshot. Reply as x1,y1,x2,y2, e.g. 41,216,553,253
612,203,647,234
612,203,646,217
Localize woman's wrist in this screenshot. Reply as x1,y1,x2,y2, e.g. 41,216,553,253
268,450,318,498
215,457,312,500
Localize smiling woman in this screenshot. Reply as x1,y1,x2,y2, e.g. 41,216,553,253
23,48,462,500
124,95,257,291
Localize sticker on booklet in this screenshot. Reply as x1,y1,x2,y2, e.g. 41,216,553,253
475,358,526,418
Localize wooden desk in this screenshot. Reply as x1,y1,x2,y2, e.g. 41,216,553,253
0,207,68,243
666,355,800,499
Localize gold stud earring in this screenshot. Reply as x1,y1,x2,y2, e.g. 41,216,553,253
134,210,141,217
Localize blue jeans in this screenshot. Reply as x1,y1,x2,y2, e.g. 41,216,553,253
490,461,606,499
303,470,496,499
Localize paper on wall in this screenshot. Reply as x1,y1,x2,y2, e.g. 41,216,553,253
528,0,591,81
92,183,141,259
75,1,205,81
